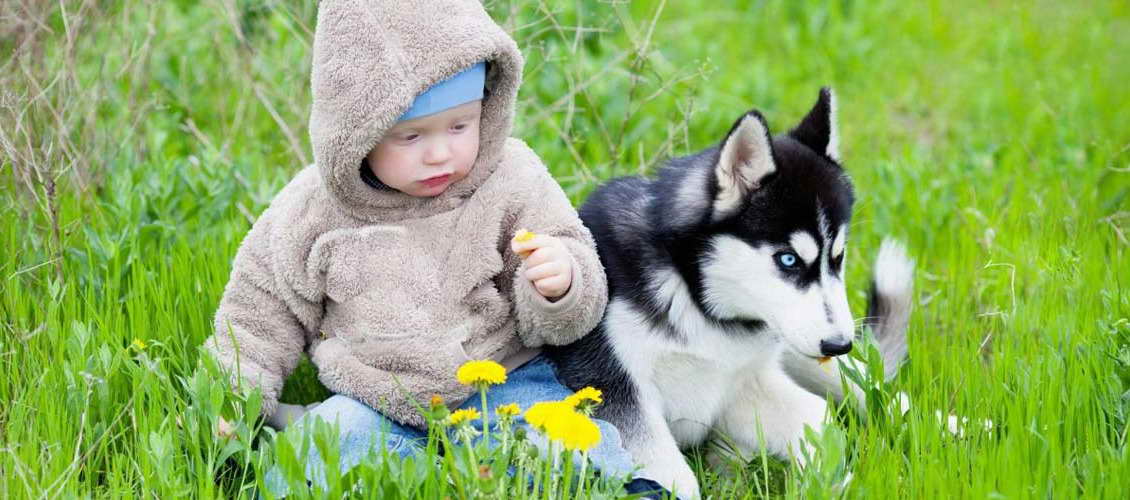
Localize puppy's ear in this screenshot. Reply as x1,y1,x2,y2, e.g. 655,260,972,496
789,87,840,162
713,111,776,221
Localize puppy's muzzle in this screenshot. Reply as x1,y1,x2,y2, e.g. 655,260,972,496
819,338,853,357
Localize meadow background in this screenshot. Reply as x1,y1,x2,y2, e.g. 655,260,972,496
2,0,1128,497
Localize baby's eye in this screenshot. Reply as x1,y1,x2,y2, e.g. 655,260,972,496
451,123,468,132
400,133,420,142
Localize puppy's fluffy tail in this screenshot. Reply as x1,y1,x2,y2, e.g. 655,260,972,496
783,238,915,406
864,239,915,381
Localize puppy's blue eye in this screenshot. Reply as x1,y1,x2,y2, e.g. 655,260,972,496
776,252,799,269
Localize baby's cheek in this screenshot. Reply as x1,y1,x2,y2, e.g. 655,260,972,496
456,135,480,171
371,148,410,184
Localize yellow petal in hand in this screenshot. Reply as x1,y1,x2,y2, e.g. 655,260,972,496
513,229,537,258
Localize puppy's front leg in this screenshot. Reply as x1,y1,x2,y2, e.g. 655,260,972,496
621,398,701,500
714,364,829,466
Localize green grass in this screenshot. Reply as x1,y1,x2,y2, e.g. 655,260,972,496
2,0,1128,497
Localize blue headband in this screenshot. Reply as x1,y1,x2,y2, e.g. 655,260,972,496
398,62,486,121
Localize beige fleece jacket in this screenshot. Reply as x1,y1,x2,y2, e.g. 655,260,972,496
205,0,607,428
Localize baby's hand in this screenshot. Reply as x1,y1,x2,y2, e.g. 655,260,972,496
512,230,573,300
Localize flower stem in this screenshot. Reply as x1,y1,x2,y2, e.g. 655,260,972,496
478,385,490,444
578,451,589,498
561,447,576,498
549,441,561,500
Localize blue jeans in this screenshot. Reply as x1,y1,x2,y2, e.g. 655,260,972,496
263,355,640,495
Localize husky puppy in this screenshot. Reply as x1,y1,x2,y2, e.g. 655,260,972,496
547,88,914,499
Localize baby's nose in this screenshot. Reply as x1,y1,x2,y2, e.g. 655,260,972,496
424,141,452,164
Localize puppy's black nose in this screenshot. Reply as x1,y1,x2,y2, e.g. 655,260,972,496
820,339,853,356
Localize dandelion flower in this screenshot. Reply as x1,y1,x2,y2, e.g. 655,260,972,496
130,338,147,351
497,403,521,417
426,394,450,422
524,401,576,431
565,387,603,407
448,408,481,426
457,360,507,386
544,409,602,452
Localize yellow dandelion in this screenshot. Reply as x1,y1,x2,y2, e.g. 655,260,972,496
430,394,445,408
544,408,602,452
448,408,481,426
565,387,603,407
130,338,148,351
524,401,576,431
456,360,507,386
497,403,521,417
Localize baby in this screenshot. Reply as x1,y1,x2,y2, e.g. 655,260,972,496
205,0,667,497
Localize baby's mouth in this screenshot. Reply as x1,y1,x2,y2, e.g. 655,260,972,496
420,173,452,188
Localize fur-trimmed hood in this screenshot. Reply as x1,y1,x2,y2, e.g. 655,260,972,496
309,0,524,222
205,1,609,428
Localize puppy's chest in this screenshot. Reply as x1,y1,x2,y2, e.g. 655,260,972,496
653,353,731,416
605,299,779,442
651,342,766,413
643,329,778,428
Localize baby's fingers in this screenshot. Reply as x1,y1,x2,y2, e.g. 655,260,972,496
511,234,555,258
525,261,563,282
534,274,570,298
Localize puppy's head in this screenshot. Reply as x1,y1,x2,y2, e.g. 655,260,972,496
698,88,857,359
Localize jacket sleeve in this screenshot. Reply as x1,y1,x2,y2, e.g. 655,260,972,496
204,214,313,418
506,167,609,348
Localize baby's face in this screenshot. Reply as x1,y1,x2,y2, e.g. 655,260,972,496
367,100,482,197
